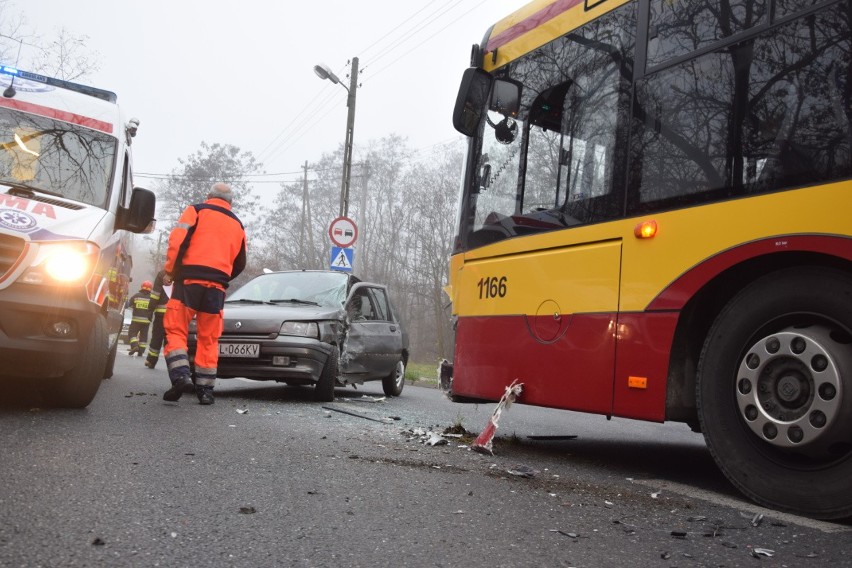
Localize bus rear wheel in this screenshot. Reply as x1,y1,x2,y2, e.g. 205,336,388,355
697,267,852,520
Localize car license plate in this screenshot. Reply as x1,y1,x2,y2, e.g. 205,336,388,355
219,343,259,358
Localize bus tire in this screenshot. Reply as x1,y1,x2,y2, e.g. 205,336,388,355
696,266,852,519
315,346,339,402
382,359,405,397
42,314,108,408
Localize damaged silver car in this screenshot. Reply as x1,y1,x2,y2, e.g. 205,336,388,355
187,270,409,402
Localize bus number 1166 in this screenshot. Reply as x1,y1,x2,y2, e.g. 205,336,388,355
477,276,507,299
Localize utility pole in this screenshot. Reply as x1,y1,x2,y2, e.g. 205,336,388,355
340,56,359,218
313,57,360,219
302,161,316,267
299,161,308,265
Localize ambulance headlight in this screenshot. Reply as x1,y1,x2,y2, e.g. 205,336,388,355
20,242,100,285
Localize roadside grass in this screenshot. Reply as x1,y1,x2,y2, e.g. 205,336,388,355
405,361,440,387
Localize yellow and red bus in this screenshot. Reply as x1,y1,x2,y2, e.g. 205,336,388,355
445,0,852,519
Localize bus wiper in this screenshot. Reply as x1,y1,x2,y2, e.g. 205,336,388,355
2,181,64,199
268,298,321,306
224,298,265,304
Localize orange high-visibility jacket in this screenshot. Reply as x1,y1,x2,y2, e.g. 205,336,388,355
165,197,247,286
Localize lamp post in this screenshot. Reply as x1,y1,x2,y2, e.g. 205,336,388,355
313,57,359,218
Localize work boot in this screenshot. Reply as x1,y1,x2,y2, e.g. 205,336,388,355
196,386,214,405
163,377,192,402
144,360,155,369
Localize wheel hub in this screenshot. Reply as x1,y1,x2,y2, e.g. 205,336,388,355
736,325,844,449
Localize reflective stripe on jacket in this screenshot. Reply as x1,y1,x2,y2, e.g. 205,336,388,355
130,290,152,322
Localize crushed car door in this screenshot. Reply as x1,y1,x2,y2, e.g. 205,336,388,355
341,285,403,380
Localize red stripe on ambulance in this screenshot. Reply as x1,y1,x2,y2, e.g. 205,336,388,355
0,97,113,134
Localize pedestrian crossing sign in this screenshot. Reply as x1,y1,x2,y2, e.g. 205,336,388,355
330,246,354,272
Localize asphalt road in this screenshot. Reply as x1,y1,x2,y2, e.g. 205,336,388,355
1,352,850,567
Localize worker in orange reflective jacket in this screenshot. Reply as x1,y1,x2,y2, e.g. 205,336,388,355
161,183,247,405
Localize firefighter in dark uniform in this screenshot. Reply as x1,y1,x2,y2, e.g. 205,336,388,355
127,281,153,356
144,270,169,369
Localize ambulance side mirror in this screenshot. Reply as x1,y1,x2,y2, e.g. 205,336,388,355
118,187,157,234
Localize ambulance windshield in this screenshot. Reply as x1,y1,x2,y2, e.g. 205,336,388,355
0,107,117,208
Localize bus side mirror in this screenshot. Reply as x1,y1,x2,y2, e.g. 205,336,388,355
453,68,493,136
118,187,157,234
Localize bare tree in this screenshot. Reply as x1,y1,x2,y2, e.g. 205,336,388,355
252,134,462,363
149,142,262,288
30,28,100,81
0,0,27,67
0,2,99,81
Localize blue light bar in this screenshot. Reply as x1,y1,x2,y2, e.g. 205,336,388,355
0,64,117,103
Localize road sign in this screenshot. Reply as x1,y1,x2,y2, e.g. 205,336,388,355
330,246,354,272
328,216,358,248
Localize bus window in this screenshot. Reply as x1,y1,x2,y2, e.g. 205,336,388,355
629,4,852,214
647,0,768,68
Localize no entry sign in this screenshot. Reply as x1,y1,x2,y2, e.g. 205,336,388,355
328,216,358,248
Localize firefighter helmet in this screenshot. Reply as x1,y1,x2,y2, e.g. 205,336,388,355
141,280,153,291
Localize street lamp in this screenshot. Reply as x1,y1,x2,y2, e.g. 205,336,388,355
314,58,359,218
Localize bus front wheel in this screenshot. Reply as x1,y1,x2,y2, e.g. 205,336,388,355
697,266,852,520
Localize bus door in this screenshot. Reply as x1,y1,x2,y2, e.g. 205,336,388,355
453,236,622,414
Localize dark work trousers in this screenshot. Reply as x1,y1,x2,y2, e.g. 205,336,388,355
164,281,225,389
127,320,150,355
145,311,166,368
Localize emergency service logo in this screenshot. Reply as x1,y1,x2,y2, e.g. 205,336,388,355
0,209,38,232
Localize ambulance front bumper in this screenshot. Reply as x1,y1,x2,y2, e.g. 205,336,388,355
0,282,99,378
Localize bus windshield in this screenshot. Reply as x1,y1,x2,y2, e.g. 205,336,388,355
464,5,634,250
0,108,117,208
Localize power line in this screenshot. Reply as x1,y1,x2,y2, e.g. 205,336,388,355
135,162,368,185
361,0,466,69
256,1,478,169
365,0,488,81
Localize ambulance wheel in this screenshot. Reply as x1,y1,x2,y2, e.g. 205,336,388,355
315,346,339,402
103,336,118,379
382,359,405,397
42,315,108,408
697,267,852,519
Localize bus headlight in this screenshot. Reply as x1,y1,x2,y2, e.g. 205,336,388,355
20,241,100,285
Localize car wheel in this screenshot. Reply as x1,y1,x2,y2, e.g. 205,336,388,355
696,267,852,519
41,314,108,408
103,335,118,379
315,345,339,402
382,359,405,397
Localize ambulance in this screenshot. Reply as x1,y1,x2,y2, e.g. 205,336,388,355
0,66,155,407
